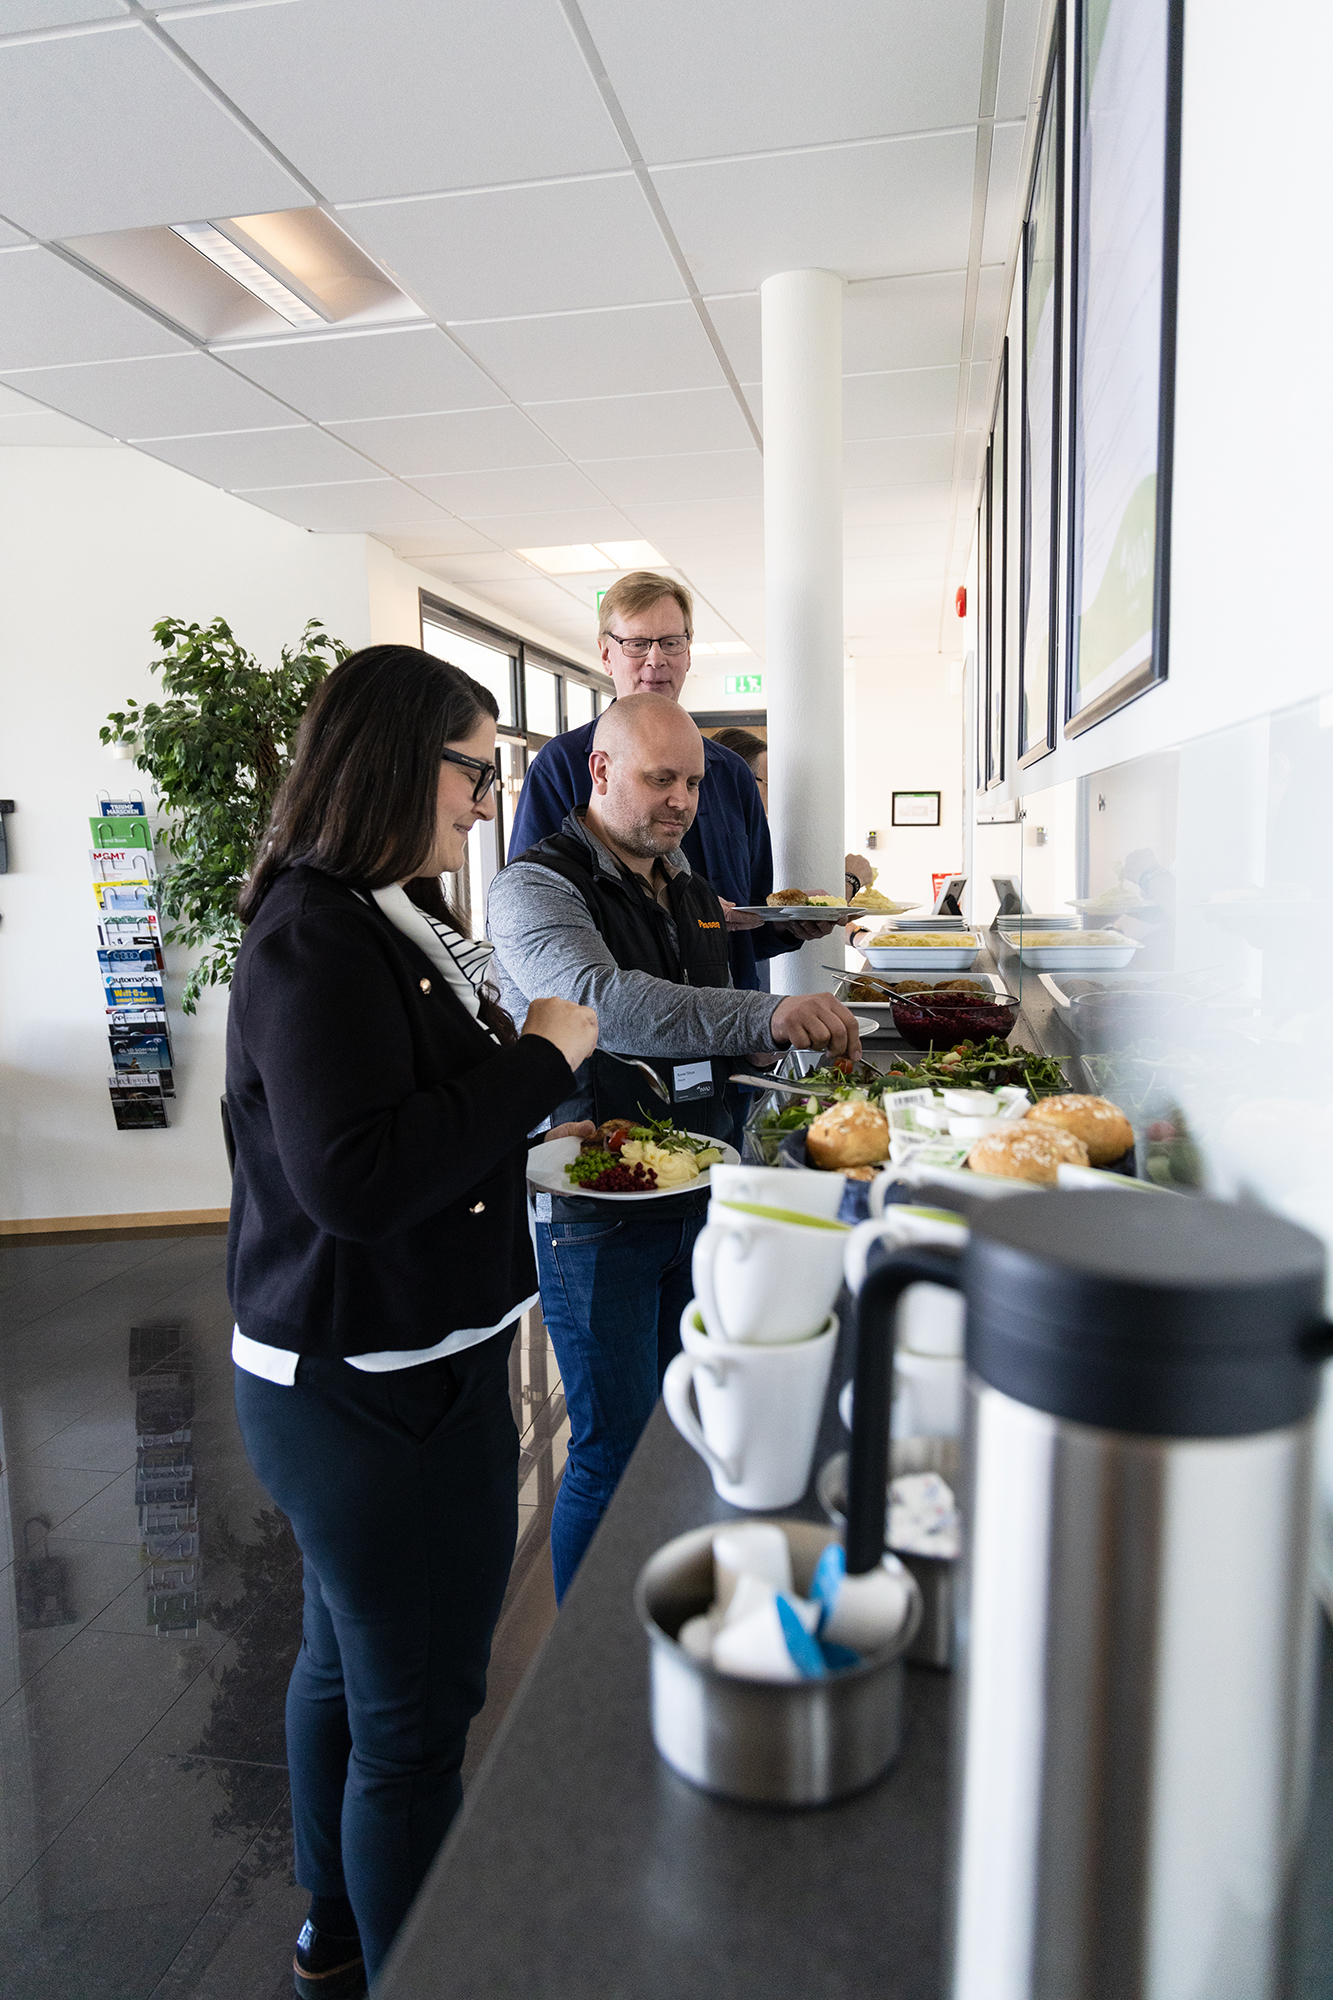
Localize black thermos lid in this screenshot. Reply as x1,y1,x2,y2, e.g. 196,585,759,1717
965,1191,1329,1438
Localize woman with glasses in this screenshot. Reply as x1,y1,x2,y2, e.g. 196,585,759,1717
225,644,597,1997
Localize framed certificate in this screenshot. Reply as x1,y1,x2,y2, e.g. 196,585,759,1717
891,792,942,828
1019,34,1063,767
1065,0,1184,735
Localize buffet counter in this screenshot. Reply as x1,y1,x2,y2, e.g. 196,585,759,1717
378,1321,1332,1999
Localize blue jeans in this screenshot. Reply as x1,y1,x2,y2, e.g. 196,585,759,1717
233,1337,518,1982
538,1204,706,1600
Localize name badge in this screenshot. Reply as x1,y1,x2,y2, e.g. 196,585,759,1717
671,1060,713,1102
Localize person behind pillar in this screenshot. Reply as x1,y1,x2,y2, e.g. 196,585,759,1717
507,571,834,997
488,694,862,1600
224,645,599,1993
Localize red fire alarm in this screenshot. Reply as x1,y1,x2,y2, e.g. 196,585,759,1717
955,586,967,618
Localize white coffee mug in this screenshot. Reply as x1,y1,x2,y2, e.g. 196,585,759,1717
693,1201,850,1346
663,1303,839,1510
708,1161,846,1221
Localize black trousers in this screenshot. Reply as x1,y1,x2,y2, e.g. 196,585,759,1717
234,1334,519,1982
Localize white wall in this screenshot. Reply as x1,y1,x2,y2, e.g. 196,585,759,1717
847,654,965,910
0,448,592,1224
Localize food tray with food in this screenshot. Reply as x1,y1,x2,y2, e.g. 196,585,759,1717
527,1117,739,1202
861,933,982,971
889,986,1020,1051
829,972,1000,1037
998,928,1141,972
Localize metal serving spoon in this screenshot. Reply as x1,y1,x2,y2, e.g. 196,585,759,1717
602,1050,672,1104
728,1073,844,1097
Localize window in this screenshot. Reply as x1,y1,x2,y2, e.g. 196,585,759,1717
564,679,597,729
524,662,560,740
421,620,516,728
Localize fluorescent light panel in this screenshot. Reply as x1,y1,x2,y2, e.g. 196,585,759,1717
518,540,666,575
170,221,326,328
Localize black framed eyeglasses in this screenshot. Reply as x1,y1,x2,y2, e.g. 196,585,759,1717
441,748,499,802
608,632,691,658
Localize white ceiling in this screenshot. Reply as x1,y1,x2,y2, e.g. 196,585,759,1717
0,0,1049,664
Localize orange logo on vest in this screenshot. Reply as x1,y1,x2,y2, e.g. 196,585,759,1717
696,920,721,930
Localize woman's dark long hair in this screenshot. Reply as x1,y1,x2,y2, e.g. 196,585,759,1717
240,643,516,1041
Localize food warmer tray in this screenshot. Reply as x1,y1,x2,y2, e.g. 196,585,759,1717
998,928,1142,972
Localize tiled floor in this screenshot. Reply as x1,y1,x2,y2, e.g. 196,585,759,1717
0,1234,565,2000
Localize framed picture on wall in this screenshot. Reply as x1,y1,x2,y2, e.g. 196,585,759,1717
891,791,942,827
1018,33,1063,767
1065,0,1184,735
986,344,1009,787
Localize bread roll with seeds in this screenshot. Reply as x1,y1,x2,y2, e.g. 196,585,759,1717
806,1099,890,1170
966,1124,1089,1185
1024,1093,1134,1166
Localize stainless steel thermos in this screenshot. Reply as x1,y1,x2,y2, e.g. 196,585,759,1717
854,1190,1330,2000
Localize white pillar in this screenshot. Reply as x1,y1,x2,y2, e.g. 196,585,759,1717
761,268,845,997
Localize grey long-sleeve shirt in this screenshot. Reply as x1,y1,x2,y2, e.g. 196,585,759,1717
487,814,782,1124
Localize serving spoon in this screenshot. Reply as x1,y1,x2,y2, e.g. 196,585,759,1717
602,1050,672,1104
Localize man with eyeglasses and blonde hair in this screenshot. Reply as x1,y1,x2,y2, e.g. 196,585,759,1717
508,571,831,998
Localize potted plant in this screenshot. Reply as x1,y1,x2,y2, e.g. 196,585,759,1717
101,615,349,1012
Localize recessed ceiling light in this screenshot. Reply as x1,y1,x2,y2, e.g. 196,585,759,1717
594,540,664,567
170,221,326,327
517,544,610,574
690,642,716,655
713,641,751,654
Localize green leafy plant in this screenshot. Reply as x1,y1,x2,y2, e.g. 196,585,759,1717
100,616,349,1012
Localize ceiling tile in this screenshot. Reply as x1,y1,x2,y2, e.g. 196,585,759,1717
236,479,451,533
0,217,27,247
844,434,955,489
981,122,1027,266
996,0,1048,121
627,496,764,544
167,0,626,201
583,449,764,507
0,25,307,238
405,462,608,518
701,295,760,383
328,405,562,477
139,423,374,488
843,271,968,373
651,132,977,294
216,327,500,424
530,386,753,460
464,507,638,548
341,175,684,322
0,246,189,370
409,550,539,585
579,0,987,165
374,522,500,561
843,365,960,442
971,265,1009,364
5,352,293,439
3,0,128,22
0,407,120,445
456,302,721,404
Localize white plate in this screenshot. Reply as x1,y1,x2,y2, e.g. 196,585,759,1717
526,1132,739,1203
869,914,965,931
862,935,982,971
732,905,858,922
851,1014,881,1036
999,928,1141,971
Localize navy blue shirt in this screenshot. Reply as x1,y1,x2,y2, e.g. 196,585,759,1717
507,716,796,992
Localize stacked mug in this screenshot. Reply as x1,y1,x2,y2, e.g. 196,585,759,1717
664,1164,849,1509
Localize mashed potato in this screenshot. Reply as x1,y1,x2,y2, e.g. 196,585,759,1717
620,1139,701,1188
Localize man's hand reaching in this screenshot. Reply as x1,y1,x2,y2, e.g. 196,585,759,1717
768,992,862,1060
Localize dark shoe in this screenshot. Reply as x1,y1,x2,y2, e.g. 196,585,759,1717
293,1918,367,2000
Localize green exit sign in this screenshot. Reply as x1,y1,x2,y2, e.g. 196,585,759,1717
725,673,763,695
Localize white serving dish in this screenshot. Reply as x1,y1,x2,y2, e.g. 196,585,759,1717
861,935,982,972
998,928,1142,972
527,1133,739,1203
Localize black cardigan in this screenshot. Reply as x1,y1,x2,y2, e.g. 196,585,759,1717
225,865,574,1358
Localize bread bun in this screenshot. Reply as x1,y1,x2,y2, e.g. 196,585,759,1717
1025,1093,1133,1166
768,889,811,906
967,1124,1089,1184
806,1099,889,1170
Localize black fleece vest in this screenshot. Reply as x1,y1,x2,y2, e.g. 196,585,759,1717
513,827,734,1140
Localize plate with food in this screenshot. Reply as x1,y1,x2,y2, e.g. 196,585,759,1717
730,890,859,921
861,932,982,971
526,1117,739,1202
998,928,1141,972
